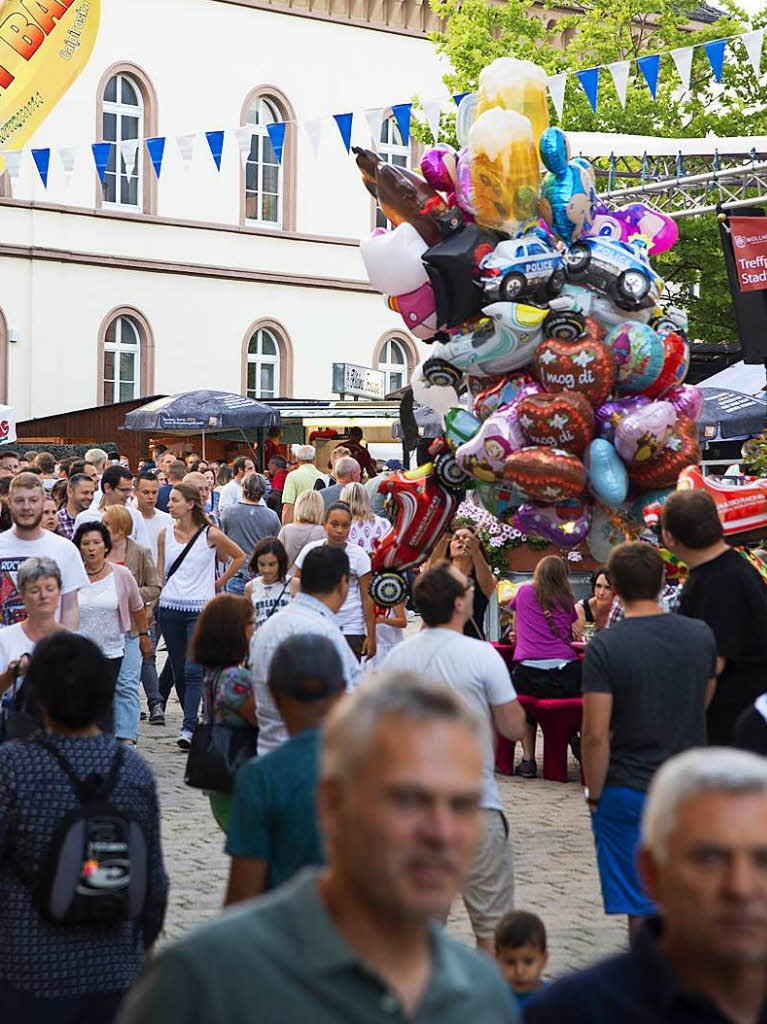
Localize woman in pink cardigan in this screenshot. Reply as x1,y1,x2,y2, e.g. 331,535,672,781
72,521,150,738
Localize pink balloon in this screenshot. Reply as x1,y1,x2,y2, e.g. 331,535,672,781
665,384,704,422
614,401,677,464
456,405,526,483
420,144,459,197
585,202,678,255
386,282,439,340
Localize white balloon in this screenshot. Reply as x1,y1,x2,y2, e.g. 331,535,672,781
456,92,478,149
360,222,428,296
411,362,458,427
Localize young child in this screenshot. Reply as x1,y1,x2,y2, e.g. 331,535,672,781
495,910,549,1010
366,600,407,669
245,538,292,629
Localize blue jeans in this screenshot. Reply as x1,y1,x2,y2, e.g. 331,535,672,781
157,606,203,734
114,634,142,742
224,573,248,596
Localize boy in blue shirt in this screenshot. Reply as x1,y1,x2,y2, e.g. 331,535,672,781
495,911,549,1011
224,634,345,904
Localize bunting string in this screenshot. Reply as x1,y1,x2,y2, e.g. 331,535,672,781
3,27,763,189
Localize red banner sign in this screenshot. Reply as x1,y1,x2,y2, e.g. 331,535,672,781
730,216,767,292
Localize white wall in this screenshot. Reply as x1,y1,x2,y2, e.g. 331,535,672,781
1,0,449,417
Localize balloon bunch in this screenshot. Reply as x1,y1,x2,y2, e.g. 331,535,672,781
354,57,702,556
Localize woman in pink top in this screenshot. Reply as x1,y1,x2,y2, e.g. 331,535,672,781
509,555,581,778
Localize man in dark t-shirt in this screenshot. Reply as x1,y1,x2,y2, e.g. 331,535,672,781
662,489,767,745
583,542,716,935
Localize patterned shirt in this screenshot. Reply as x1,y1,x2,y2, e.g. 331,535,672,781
250,593,361,756
348,516,391,555
0,733,168,998
56,505,77,540
203,665,253,727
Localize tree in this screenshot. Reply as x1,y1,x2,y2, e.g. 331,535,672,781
420,0,767,342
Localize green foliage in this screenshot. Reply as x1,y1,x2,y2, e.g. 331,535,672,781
415,0,767,342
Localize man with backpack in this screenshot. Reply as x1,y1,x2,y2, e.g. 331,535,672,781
0,633,168,1022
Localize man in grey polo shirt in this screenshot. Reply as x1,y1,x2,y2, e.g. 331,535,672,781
221,472,281,594
117,673,518,1024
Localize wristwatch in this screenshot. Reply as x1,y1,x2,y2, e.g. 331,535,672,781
584,787,600,809
138,631,150,637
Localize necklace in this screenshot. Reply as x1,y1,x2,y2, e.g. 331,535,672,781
86,563,106,577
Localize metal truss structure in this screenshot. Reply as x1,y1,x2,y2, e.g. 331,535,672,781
594,148,767,219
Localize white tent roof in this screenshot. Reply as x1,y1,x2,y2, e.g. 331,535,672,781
697,361,767,397
567,133,767,159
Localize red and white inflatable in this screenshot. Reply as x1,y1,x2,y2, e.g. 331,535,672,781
677,465,767,537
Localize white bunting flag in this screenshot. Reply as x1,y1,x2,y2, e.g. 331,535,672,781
742,29,764,80
303,118,325,159
177,133,197,172
2,150,22,187
422,98,443,143
670,46,693,94
120,139,140,179
232,127,253,167
364,107,385,150
58,146,76,186
607,61,630,108
546,74,567,122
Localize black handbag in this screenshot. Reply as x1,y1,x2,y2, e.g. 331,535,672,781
184,671,258,794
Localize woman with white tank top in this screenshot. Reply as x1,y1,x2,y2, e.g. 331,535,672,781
157,482,245,748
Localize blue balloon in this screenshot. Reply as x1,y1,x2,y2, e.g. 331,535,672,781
539,127,597,246
585,438,629,506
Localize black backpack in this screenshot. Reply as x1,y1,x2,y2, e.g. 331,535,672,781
34,736,149,926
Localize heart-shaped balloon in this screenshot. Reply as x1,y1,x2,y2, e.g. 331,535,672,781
473,376,539,421
627,417,700,489
594,395,651,444
503,447,587,502
584,438,629,506
665,384,704,422
420,143,459,197
474,481,526,523
456,406,527,483
615,401,677,464
605,321,665,394
514,500,592,548
643,332,690,399
535,334,615,408
517,392,594,454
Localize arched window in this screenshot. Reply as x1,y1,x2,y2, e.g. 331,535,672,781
247,326,281,399
376,114,409,229
102,72,144,209
245,97,283,226
103,315,141,404
378,336,408,393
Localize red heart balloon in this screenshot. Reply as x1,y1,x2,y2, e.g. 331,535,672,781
517,392,594,454
503,446,587,502
627,416,700,489
535,333,616,408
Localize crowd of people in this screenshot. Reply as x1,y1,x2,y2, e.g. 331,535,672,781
1,438,767,1023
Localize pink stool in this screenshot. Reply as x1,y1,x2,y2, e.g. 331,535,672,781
528,697,584,783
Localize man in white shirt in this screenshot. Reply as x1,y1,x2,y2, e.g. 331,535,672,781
219,457,256,513
0,473,88,629
74,465,150,549
135,471,172,565
250,545,360,756
377,560,526,955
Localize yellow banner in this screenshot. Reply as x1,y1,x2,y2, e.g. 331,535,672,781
0,0,100,154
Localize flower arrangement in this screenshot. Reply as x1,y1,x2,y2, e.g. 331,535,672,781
454,497,548,576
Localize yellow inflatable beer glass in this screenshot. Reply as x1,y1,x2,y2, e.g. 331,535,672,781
476,57,550,153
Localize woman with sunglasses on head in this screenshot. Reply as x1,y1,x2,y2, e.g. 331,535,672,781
428,522,497,640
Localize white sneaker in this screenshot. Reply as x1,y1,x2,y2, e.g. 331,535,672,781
177,729,193,750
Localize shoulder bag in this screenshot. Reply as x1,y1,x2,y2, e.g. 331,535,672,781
185,669,259,794
165,525,208,583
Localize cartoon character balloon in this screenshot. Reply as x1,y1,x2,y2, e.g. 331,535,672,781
605,322,665,394
614,401,677,464
539,127,597,246
456,405,527,483
514,500,592,548
361,224,428,296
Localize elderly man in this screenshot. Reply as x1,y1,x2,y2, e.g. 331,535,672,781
281,445,323,525
117,672,518,1023
221,473,280,594
528,746,767,1022
319,455,361,509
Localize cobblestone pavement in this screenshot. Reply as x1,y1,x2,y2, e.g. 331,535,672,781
144,644,624,983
